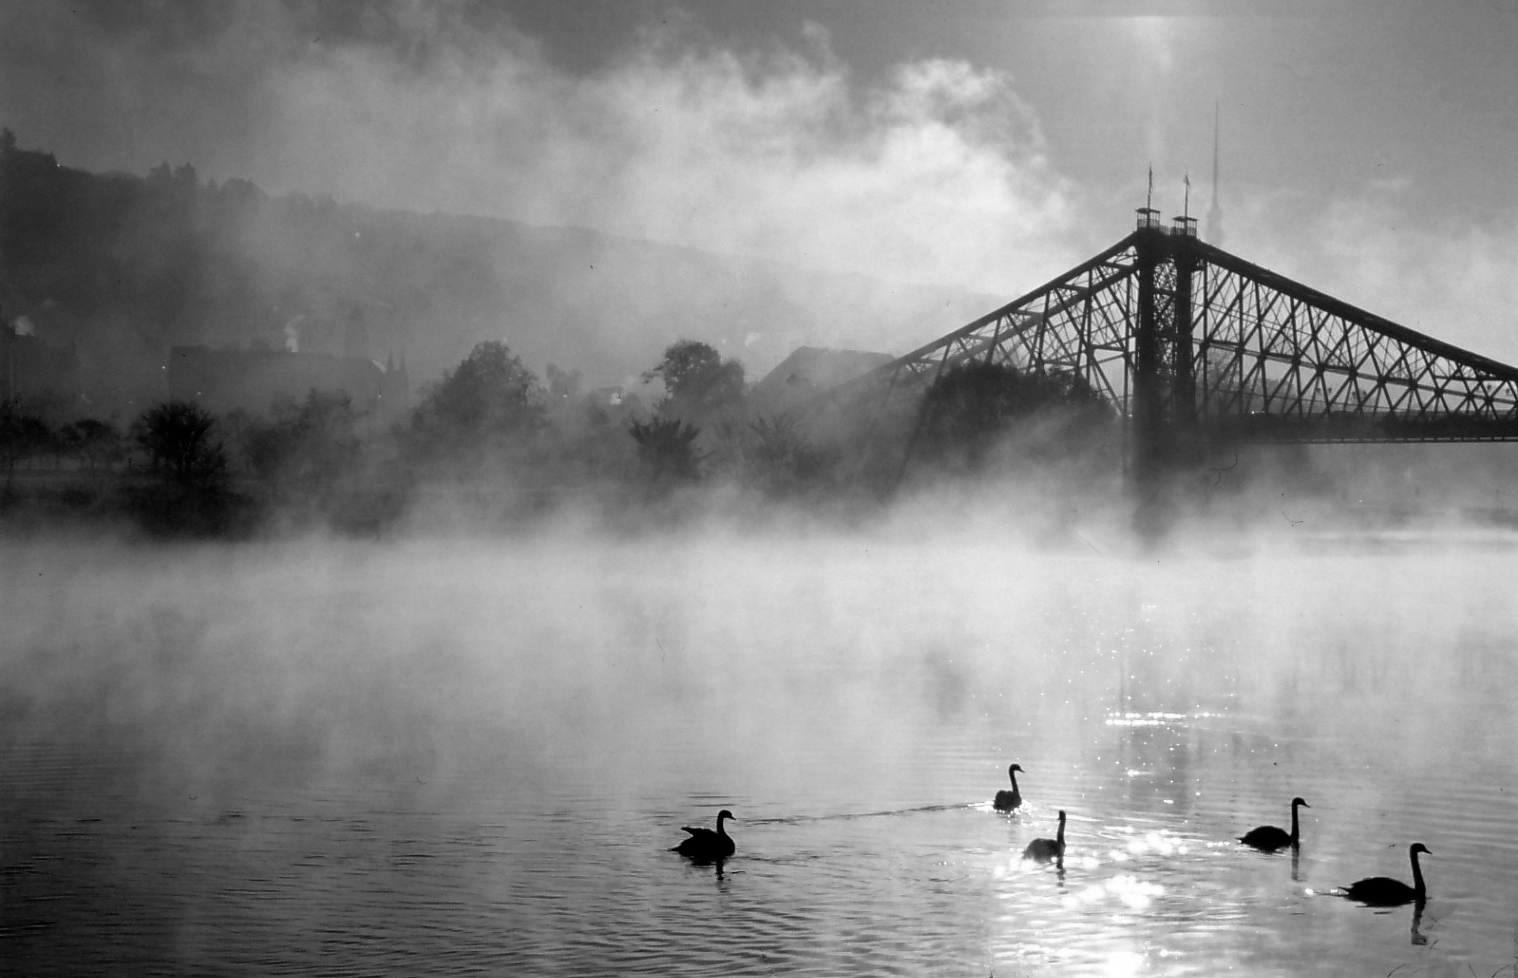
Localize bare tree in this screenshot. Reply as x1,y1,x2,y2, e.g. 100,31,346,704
135,400,228,490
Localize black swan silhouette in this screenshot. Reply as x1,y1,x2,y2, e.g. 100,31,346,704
1023,809,1066,863
1345,843,1431,906
671,809,736,860
994,764,1024,812
1239,796,1310,851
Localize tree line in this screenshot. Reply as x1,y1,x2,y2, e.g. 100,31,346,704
0,335,1118,537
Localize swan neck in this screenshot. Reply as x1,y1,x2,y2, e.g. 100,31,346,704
1410,848,1425,895
1056,815,1066,845
1289,803,1300,841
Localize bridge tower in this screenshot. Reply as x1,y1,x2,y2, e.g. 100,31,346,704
1131,208,1202,508
815,204,1518,518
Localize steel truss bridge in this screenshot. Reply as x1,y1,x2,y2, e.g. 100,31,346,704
831,209,1518,476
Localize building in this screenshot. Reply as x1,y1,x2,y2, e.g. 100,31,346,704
1,324,81,406
750,346,894,410
167,346,409,421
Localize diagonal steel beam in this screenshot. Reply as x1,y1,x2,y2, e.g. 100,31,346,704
820,220,1518,449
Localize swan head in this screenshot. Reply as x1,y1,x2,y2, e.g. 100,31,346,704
717,809,736,822
1291,797,1310,808
1410,842,1431,857
1056,809,1066,822
1009,763,1024,774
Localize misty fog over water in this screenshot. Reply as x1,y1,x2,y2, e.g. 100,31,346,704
9,5,1518,975
4,525,1517,977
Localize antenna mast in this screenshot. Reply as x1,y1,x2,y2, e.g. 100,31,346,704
1211,102,1220,198
1206,101,1225,247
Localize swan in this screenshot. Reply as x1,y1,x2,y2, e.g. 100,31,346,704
1344,843,1430,906
994,764,1024,812
1023,809,1066,863
1239,796,1310,851
671,809,736,860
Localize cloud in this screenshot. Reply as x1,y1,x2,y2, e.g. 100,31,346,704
234,14,1082,293
33,3,1516,381
1231,184,1518,366
0,1,1101,379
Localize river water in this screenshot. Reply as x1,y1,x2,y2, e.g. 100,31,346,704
3,526,1517,977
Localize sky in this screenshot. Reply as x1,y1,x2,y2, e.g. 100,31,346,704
4,0,1518,362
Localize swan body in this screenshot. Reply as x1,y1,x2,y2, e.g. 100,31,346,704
671,809,736,860
1023,810,1066,863
994,764,1024,812
1239,797,1310,851
1345,843,1430,906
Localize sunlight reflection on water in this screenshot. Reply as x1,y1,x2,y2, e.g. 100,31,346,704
2,533,1518,976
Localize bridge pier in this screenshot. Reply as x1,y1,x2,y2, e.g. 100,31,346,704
1129,211,1204,536
827,204,1518,537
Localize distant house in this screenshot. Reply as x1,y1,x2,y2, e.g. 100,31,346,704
1,326,81,405
750,346,894,410
167,346,409,420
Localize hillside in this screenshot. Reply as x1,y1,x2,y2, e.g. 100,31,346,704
0,130,998,418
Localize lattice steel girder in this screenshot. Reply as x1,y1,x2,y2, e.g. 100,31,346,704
1192,240,1518,435
828,223,1518,444
824,232,1146,420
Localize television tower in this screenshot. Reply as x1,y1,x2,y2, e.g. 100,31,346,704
1206,102,1224,247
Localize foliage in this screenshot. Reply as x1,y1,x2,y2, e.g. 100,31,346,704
540,394,638,485
545,363,582,400
242,390,363,493
914,360,1113,471
0,128,1135,532
1,131,767,427
628,416,704,487
412,341,543,436
406,341,545,470
123,400,257,537
0,397,51,486
134,400,228,490
742,413,837,497
60,418,124,470
644,339,746,420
